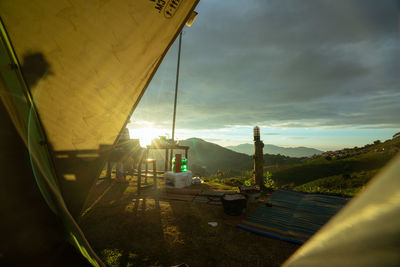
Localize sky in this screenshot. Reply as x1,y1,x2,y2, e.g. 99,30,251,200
128,0,400,151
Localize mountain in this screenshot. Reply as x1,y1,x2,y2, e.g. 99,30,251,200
226,143,323,157
146,138,311,176
148,136,400,197
178,138,252,176
225,144,254,155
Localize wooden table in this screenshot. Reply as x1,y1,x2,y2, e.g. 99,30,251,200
146,144,189,172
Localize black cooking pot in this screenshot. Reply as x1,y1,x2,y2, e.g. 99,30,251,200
221,194,247,216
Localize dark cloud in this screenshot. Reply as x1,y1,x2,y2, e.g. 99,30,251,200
133,0,400,130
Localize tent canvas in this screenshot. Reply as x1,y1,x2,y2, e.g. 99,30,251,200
0,0,199,265
0,0,199,217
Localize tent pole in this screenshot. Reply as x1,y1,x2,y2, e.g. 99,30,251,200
170,31,182,171
171,31,182,143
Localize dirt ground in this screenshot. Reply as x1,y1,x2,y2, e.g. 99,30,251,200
79,177,300,267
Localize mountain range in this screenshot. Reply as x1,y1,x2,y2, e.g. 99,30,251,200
226,143,323,157
147,138,305,176
151,136,400,197
175,138,304,176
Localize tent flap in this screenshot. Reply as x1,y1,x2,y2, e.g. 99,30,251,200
0,0,199,216
1,0,199,265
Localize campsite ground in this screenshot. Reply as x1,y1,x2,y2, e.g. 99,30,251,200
79,178,299,267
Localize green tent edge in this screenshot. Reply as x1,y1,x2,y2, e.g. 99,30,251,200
0,18,102,267
0,1,199,265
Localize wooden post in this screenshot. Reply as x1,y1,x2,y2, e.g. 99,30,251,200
145,160,148,184
169,149,174,171
153,160,158,194
137,162,142,194
165,149,169,172
137,153,145,194
144,149,149,184
253,126,264,188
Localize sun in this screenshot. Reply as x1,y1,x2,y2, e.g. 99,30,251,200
128,127,166,147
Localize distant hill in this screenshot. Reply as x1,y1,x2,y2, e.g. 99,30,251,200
178,138,252,176
178,138,308,176
226,143,323,157
148,136,400,197
146,138,304,176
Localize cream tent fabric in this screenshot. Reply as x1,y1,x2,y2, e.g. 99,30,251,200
0,0,199,217
284,154,400,267
1,0,198,151
0,1,198,265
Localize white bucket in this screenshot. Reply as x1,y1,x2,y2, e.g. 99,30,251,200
164,171,192,188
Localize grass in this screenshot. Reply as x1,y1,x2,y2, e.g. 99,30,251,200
191,178,239,191
272,152,394,187
293,169,379,197
79,177,299,266
272,137,400,187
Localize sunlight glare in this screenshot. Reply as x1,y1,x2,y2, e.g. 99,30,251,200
129,127,166,147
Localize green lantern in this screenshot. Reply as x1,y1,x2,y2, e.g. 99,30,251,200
172,156,188,172
181,158,188,172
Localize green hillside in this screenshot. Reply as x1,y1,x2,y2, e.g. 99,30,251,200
149,136,399,192
272,136,400,190
294,169,379,197
263,154,305,167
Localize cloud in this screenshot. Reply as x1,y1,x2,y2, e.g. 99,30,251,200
283,136,308,140
132,0,400,131
263,133,281,136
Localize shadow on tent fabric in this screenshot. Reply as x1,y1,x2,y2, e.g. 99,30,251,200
52,140,144,218
0,97,90,266
52,146,112,218
21,52,53,93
